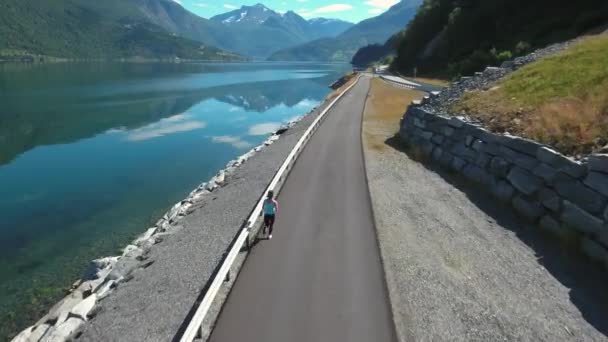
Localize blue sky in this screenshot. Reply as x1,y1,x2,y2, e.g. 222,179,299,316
175,0,400,23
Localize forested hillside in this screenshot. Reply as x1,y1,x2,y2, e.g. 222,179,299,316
268,0,421,62
390,0,608,77
0,0,244,61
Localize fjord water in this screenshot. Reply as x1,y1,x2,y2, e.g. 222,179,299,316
0,62,349,337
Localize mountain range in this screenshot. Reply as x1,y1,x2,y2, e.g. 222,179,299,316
0,0,243,61
0,0,354,61
268,0,422,62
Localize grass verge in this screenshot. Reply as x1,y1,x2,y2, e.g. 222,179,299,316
451,34,608,156
363,78,426,152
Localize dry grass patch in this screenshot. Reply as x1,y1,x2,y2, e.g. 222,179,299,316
411,77,449,87
363,78,426,152
452,34,608,156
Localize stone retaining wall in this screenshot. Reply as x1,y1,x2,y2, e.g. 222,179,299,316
400,100,608,271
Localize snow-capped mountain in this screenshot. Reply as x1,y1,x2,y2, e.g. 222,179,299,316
210,3,353,55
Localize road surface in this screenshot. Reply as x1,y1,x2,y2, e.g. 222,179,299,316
210,76,396,342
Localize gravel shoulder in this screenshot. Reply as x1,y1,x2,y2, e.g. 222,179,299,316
362,80,608,341
78,96,335,342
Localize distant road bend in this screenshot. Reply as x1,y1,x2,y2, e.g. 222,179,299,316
210,75,396,342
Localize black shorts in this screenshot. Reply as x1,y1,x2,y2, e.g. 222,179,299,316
264,214,275,226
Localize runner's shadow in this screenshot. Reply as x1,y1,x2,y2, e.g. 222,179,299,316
385,133,608,337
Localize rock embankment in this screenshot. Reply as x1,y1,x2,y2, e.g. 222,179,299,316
11,111,314,342
400,97,608,271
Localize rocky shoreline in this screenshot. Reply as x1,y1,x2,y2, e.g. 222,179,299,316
11,98,330,341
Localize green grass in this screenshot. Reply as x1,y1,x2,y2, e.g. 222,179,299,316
501,35,608,107
452,34,608,155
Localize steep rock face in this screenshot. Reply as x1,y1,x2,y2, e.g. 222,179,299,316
268,0,422,62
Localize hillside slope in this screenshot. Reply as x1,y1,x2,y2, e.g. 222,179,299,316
268,0,421,62
209,4,353,58
452,34,608,155
0,0,244,61
391,0,608,77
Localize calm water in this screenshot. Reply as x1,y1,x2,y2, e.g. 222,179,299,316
0,62,349,338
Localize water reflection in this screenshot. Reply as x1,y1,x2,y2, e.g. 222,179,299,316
0,63,342,166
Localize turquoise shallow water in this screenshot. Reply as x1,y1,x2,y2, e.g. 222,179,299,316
0,62,349,339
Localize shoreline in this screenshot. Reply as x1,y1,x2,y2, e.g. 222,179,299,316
10,81,345,341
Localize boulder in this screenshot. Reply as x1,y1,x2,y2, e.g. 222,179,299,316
472,140,485,152
70,294,97,321
42,290,84,324
604,205,608,221
499,134,542,156
474,153,492,169
122,245,145,260
438,151,454,169
482,142,501,155
554,175,606,214
512,196,545,221
581,237,608,265
431,134,445,145
584,172,608,197
450,157,467,172
96,280,117,299
507,167,543,196
448,117,465,128
491,181,516,202
465,135,475,147
532,163,558,182
206,181,218,192
41,318,84,342
538,188,561,212
107,257,140,281
469,127,498,144
451,144,478,162
560,201,604,236
82,257,118,280
11,326,34,342
30,324,52,341
539,215,567,238
463,164,494,186
499,146,539,170
489,157,511,178
134,228,157,247
442,126,455,136
588,154,608,174
419,141,434,157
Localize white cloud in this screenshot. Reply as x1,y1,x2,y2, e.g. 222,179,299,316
211,136,252,149
127,114,206,141
224,4,238,9
314,4,353,14
172,0,182,4
299,3,353,17
248,123,282,136
368,8,383,14
365,0,399,9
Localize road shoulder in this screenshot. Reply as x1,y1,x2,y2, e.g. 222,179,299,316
362,78,608,341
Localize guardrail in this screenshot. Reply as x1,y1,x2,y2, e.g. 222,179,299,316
379,75,419,90
179,74,363,342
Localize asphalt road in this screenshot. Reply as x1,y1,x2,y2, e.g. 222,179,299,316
210,76,396,342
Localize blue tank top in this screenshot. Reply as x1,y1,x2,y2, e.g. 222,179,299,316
263,199,277,215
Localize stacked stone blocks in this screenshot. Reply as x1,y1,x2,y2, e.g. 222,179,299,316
400,101,608,270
